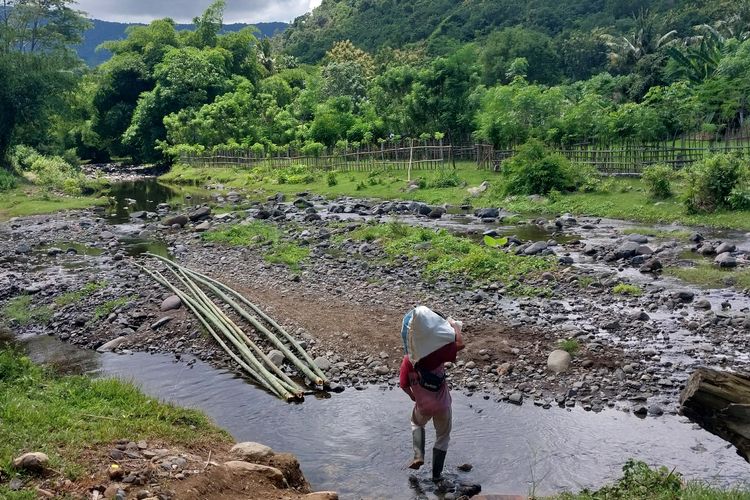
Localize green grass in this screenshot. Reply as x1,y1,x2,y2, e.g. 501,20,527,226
501,177,750,230
552,459,750,499
665,263,750,290
203,221,310,271
1,296,52,326
54,281,108,307
0,348,229,491
162,165,750,230
577,276,597,288
92,295,138,322
558,339,580,355
0,184,108,222
612,283,643,296
346,221,554,291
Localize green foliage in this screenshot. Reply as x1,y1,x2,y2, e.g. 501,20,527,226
429,169,461,188
665,263,750,290
558,339,580,355
348,222,555,291
1,296,53,326
92,295,138,322
55,281,108,307
327,171,338,187
612,283,643,296
684,154,748,213
556,460,683,499
483,235,509,248
276,164,317,184
0,169,18,192
202,221,309,270
502,140,577,196
642,164,675,199
0,348,229,484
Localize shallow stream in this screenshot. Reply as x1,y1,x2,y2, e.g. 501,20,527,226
12,333,750,499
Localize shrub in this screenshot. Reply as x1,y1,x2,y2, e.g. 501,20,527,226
502,139,576,196
558,338,580,355
612,283,642,296
9,145,42,171
0,169,17,191
327,171,338,187
642,164,675,199
29,155,85,194
729,187,750,210
276,164,316,184
684,154,747,213
430,169,462,188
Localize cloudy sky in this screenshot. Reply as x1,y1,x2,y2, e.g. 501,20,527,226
75,0,323,24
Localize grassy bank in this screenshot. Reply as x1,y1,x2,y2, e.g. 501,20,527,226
0,184,109,221
552,459,750,500
0,347,230,498
342,221,555,295
161,164,750,230
203,220,310,271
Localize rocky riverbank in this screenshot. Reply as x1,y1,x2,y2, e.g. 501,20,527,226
1,185,749,417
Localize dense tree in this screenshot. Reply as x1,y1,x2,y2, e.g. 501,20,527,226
480,27,561,85
0,0,89,164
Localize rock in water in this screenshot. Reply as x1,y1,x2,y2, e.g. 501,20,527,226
96,336,128,353
12,452,49,473
524,241,548,255
547,350,572,374
230,442,274,461
160,295,182,311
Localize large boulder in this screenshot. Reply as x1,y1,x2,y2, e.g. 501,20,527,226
547,350,572,374
626,234,649,244
96,336,128,353
230,442,274,461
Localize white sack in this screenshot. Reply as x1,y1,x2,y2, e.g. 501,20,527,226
407,306,455,364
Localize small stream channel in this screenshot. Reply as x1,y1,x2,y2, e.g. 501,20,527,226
9,333,750,499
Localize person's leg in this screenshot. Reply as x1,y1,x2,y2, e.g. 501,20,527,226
431,407,452,481
409,406,429,469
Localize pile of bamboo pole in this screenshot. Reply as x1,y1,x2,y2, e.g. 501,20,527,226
136,254,328,401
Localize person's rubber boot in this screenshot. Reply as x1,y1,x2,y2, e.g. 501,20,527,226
432,448,447,482
409,427,425,469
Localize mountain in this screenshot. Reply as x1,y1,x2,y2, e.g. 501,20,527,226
78,19,288,66
280,0,723,63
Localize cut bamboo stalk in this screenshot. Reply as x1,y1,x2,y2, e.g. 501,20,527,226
135,264,281,397
144,254,327,385
174,268,304,396
162,266,297,400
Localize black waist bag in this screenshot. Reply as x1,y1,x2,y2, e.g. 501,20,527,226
417,367,446,392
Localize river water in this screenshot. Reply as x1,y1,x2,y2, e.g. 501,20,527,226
11,333,750,499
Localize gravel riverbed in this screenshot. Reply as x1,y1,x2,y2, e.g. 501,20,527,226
1,184,749,417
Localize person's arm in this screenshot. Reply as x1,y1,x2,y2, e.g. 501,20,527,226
448,318,465,352
399,356,416,401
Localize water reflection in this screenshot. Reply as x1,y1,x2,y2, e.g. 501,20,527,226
106,179,214,224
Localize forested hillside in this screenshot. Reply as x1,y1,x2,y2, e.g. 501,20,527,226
78,19,288,66
280,0,727,66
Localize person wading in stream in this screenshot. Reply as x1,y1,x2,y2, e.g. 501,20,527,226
399,306,465,483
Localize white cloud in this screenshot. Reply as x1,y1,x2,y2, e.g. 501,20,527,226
75,0,313,24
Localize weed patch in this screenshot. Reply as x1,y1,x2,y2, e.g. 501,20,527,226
558,339,580,355
665,264,750,290
348,222,554,291
203,221,309,270
1,296,52,326
55,281,108,307
92,295,138,322
612,283,642,296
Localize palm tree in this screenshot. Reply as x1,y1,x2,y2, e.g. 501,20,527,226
602,9,678,67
